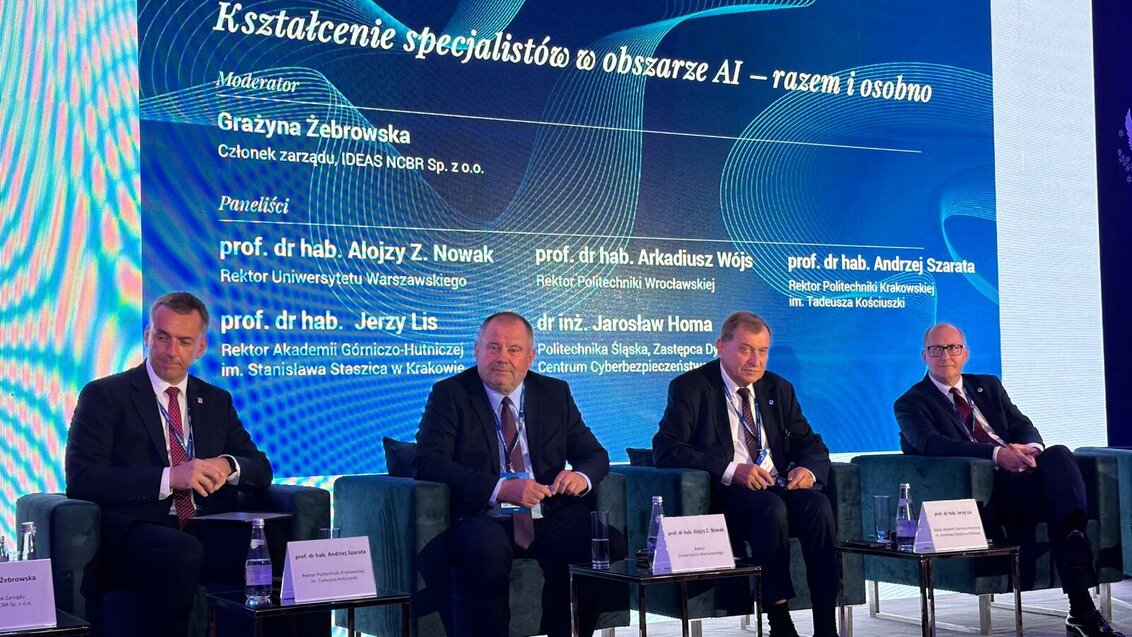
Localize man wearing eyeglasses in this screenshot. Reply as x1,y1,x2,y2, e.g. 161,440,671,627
895,322,1123,637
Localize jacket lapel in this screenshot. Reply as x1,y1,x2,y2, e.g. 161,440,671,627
754,378,780,462
522,381,540,477
130,362,169,463
918,374,970,438
708,362,734,459
185,376,207,458
964,376,1005,441
466,371,501,472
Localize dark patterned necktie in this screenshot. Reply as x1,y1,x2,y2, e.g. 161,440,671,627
165,387,195,528
950,387,997,445
736,387,762,461
501,397,534,549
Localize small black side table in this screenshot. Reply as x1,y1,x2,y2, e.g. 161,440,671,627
207,588,410,637
569,559,762,637
835,540,1021,637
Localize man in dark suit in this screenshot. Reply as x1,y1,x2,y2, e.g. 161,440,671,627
653,311,838,637
895,322,1123,637
65,292,272,637
414,311,612,637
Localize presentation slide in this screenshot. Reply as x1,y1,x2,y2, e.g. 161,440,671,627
0,0,1105,540
139,0,998,476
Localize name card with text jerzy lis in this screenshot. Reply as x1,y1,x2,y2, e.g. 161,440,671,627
282,536,377,603
913,498,989,553
0,558,56,631
652,514,734,574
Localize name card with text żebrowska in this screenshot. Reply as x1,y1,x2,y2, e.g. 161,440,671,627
652,514,734,574
913,498,988,553
281,536,377,603
0,558,56,631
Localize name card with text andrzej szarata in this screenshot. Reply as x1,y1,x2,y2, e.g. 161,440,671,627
913,498,988,553
0,558,56,631
652,514,734,574
281,536,377,603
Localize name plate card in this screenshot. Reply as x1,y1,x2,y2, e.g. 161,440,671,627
281,536,377,603
0,559,56,631
913,498,988,553
652,514,734,574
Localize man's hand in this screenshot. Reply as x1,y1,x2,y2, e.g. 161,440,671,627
170,457,232,497
1014,443,1041,459
550,470,587,497
733,463,775,490
785,466,816,490
996,444,1038,473
498,478,552,508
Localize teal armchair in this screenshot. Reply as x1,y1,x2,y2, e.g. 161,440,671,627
15,485,331,637
1075,446,1132,576
851,452,1122,631
334,465,629,637
611,457,867,630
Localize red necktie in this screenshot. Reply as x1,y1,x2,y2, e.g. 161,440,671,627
736,387,762,461
165,387,195,528
501,397,534,549
950,387,998,445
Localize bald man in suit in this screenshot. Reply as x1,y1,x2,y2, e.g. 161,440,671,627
895,322,1122,637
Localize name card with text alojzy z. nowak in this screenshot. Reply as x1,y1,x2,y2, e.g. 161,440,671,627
652,514,734,574
282,536,377,603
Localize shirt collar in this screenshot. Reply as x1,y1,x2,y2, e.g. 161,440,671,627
720,365,752,398
483,381,524,419
145,358,189,400
928,373,963,398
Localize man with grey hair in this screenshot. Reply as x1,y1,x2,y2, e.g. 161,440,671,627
65,292,272,636
895,322,1122,637
653,311,838,637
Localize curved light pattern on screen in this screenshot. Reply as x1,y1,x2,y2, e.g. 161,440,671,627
0,1,141,542
138,0,842,474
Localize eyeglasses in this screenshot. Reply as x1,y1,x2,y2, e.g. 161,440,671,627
924,344,966,357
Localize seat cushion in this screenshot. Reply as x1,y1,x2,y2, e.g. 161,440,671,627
626,447,654,467
382,437,417,477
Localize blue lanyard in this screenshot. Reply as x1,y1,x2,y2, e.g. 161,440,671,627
158,397,194,459
493,387,526,472
726,387,765,461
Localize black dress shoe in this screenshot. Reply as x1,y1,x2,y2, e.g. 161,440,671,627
1066,610,1125,637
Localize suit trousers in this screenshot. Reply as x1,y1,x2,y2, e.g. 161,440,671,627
447,500,624,637
988,444,1096,592
715,484,838,607
100,514,287,637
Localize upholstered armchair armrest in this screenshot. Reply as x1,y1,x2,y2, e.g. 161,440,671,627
591,471,628,544
852,454,996,539
16,494,101,618
827,462,861,542
236,484,330,541
1072,450,1123,582
610,466,710,556
334,475,450,636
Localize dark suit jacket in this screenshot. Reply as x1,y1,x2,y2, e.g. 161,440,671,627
895,373,1043,458
652,360,831,489
413,367,609,518
65,362,272,529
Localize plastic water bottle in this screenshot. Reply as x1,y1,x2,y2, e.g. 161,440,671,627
0,535,9,562
895,483,916,551
17,522,37,561
245,518,272,602
645,496,664,557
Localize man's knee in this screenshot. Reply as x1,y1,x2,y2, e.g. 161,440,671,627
451,517,512,573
